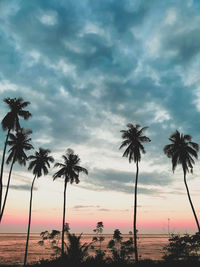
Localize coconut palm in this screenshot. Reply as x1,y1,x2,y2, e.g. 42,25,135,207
0,129,33,222
53,148,88,257
119,123,151,263
24,148,54,266
164,130,200,232
0,97,31,212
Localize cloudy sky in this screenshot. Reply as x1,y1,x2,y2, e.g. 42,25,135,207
1,0,200,234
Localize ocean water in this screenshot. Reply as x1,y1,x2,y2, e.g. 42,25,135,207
0,233,169,265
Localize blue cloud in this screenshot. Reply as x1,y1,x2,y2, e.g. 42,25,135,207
0,0,200,193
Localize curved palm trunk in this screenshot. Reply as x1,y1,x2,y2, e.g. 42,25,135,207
61,180,67,257
184,171,200,232
0,157,15,222
133,161,139,263
0,129,10,212
24,175,36,266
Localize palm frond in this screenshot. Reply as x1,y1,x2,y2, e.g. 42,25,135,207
53,149,88,184
164,130,198,173
28,148,54,177
120,123,150,163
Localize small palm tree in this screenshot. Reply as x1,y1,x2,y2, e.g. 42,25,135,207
53,148,88,257
0,97,31,212
0,129,33,222
164,130,200,232
24,148,54,266
119,123,151,263
66,232,90,264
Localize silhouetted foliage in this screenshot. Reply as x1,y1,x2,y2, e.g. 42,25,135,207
24,148,54,266
163,233,200,262
93,222,105,251
120,123,150,263
164,130,200,232
39,230,61,258
53,148,88,257
0,97,31,214
0,129,33,222
28,148,54,178
65,232,91,264
107,229,134,264
64,222,70,233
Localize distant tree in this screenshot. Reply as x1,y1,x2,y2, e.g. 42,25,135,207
64,222,70,233
120,123,150,262
164,130,200,232
0,129,33,222
0,97,31,212
38,230,61,257
93,221,105,251
107,229,134,263
163,233,200,262
113,229,123,252
24,148,54,266
53,149,88,257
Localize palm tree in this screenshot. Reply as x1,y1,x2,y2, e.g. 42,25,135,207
24,148,54,266
0,129,33,222
66,232,91,264
53,148,88,257
164,130,200,232
119,123,151,263
0,97,31,212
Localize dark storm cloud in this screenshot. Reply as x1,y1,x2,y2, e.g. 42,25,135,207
1,0,200,194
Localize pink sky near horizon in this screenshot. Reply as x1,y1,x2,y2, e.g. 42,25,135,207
1,213,198,234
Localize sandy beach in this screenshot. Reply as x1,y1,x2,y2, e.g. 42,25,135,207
0,233,169,265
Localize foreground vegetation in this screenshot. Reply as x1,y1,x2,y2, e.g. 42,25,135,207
27,230,200,266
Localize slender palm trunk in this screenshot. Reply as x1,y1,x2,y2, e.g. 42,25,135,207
0,157,15,222
133,161,139,263
184,171,200,232
61,180,67,257
24,175,36,266
0,129,10,212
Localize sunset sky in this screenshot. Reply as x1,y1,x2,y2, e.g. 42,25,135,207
1,0,200,234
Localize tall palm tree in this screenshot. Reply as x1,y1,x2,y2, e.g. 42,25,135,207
164,130,200,232
119,123,151,263
53,148,88,257
0,129,33,222
24,148,54,266
0,97,31,212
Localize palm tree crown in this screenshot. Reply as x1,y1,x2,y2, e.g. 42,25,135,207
163,130,199,173
28,148,54,178
1,97,32,131
119,123,151,162
53,148,88,183
6,129,33,165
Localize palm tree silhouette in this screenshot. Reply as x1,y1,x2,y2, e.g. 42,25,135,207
164,130,200,232
0,97,31,212
65,232,91,264
53,148,88,257
24,148,54,266
0,129,33,222
120,123,151,262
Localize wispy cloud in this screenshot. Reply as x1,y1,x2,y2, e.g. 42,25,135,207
0,0,200,195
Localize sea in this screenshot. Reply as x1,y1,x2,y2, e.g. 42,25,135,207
0,233,169,265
